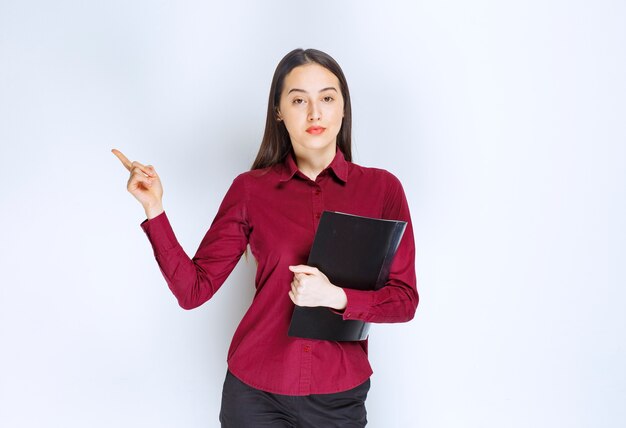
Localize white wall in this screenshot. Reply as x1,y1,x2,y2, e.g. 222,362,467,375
1,1,624,427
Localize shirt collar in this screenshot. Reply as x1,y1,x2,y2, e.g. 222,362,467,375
279,150,349,183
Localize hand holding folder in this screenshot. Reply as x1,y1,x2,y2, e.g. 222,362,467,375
288,265,348,310
288,211,407,341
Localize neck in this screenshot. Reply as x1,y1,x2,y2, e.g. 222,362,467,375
293,146,337,181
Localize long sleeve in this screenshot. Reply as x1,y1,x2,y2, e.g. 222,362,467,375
140,175,250,310
341,174,418,323
135,153,417,395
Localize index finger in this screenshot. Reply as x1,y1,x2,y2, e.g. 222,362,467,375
111,148,132,171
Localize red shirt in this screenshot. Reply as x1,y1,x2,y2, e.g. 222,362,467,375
140,151,418,395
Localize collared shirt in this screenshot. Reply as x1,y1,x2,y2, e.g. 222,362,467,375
140,150,418,395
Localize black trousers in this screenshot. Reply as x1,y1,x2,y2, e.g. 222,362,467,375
219,371,370,427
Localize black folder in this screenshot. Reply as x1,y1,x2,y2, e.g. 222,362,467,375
287,211,407,341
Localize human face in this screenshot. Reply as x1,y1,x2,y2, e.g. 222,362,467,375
277,63,344,162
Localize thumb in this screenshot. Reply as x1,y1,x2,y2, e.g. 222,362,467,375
289,265,319,275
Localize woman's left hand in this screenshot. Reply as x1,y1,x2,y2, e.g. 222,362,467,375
288,265,348,310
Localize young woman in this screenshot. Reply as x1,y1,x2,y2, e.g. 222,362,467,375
113,48,418,427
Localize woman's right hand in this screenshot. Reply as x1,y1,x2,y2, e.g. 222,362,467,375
112,148,164,219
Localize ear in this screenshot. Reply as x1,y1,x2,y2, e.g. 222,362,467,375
275,107,282,121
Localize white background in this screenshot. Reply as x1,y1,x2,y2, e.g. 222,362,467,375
1,1,625,427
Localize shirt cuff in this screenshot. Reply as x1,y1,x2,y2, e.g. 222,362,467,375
140,211,180,256
341,288,374,321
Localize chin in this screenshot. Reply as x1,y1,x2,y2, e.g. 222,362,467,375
292,142,335,156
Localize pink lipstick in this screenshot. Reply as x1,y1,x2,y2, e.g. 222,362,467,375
306,126,326,135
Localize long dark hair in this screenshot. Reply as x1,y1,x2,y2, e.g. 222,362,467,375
251,48,353,170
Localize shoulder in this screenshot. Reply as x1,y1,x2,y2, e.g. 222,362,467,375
349,162,411,220
226,166,282,196
347,161,404,189
232,166,277,183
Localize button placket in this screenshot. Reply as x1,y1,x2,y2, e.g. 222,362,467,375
311,183,324,226
299,341,313,395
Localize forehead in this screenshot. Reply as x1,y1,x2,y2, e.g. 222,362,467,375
282,63,341,93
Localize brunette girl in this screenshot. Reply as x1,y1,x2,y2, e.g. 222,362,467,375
113,48,418,427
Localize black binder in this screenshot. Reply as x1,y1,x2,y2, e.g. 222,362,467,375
287,211,407,341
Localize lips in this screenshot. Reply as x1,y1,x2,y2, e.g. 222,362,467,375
306,126,326,135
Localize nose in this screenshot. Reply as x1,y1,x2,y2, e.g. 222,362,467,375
307,102,321,122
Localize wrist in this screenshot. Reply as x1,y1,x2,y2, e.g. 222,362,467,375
144,203,164,220
331,286,348,311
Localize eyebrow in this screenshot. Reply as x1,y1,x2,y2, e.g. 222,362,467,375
287,87,338,95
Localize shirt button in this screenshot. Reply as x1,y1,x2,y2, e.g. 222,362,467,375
303,345,311,352
315,213,321,219
314,189,321,195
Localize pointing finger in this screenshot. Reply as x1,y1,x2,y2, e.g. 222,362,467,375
111,149,133,171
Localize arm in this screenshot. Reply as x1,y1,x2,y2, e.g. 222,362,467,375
288,174,418,323
341,174,418,323
112,149,250,310
140,175,250,310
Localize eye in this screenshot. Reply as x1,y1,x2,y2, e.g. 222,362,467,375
322,96,334,103
292,98,305,105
